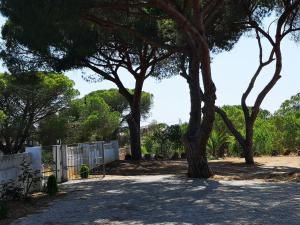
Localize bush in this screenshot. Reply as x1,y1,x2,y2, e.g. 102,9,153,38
125,154,132,160
171,152,179,160
46,175,58,196
154,154,164,160
283,149,291,156
0,201,8,219
181,152,186,159
80,164,89,179
144,154,151,160
141,146,148,155
271,149,280,156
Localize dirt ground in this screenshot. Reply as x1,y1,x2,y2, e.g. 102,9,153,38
105,156,300,182
2,156,299,225
0,192,67,225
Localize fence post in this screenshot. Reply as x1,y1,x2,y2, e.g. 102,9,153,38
111,140,119,160
61,145,68,182
53,145,63,183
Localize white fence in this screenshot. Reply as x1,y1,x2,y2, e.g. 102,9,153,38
63,140,119,180
0,140,120,196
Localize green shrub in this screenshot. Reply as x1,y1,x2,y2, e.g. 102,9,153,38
141,146,148,155
80,164,89,179
144,154,151,160
46,175,58,196
171,152,179,160
181,152,186,159
0,201,8,219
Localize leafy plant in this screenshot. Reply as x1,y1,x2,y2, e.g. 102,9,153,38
0,158,41,200
207,130,228,158
80,164,89,179
46,175,58,196
18,158,41,198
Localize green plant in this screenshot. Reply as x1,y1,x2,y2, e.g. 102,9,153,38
181,152,187,159
18,158,41,198
144,154,151,160
46,175,58,196
0,201,8,219
141,146,148,155
171,152,179,160
80,164,89,179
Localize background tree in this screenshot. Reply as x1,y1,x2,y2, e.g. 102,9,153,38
88,89,153,124
0,0,173,160
0,0,254,177
141,123,185,158
216,0,300,164
0,72,78,154
38,93,120,145
272,93,300,153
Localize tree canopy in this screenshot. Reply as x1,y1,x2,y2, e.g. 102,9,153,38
0,72,78,154
88,89,153,121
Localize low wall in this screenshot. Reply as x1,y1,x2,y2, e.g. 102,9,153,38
0,153,31,185
0,147,42,198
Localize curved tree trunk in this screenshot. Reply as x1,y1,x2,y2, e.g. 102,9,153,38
182,50,215,178
127,79,144,160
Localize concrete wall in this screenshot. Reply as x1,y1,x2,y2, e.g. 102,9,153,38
0,147,42,198
0,141,119,190
0,153,31,185
104,141,119,164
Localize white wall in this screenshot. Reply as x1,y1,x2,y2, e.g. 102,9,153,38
0,147,42,198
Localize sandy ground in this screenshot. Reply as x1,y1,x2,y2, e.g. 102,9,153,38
4,156,300,225
11,174,300,225
104,156,300,182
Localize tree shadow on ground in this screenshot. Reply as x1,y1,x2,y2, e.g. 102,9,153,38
105,159,300,182
13,175,300,225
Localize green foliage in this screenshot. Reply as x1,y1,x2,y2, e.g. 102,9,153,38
88,89,154,121
38,114,69,146
0,111,5,124
0,72,78,154
0,201,8,219
141,146,148,155
38,92,121,144
46,175,58,196
18,158,41,198
80,164,89,179
214,93,300,156
272,93,300,153
207,130,228,158
142,122,185,158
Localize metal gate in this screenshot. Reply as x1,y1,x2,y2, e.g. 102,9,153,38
66,142,105,180
41,145,60,185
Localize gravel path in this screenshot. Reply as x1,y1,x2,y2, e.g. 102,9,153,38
11,175,300,225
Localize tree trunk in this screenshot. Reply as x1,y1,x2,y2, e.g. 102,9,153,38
244,142,254,165
127,113,142,160
244,121,255,165
182,52,214,179
127,79,144,160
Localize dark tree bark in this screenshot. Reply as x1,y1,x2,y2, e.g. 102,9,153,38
216,1,300,164
126,79,144,160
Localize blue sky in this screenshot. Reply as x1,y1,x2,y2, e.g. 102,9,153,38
0,16,299,125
